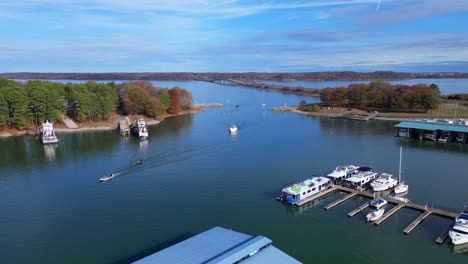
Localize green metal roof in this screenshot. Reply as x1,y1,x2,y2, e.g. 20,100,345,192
395,121,468,133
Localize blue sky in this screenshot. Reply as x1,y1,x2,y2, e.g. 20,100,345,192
1,0,468,72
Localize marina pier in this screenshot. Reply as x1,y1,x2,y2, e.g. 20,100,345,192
395,120,468,143
292,184,459,244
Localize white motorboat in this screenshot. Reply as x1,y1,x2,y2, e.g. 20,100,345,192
394,147,409,194
449,206,468,245
229,125,238,133
371,173,398,192
366,208,385,222
39,120,59,144
99,173,117,182
388,195,410,203
344,166,377,190
370,198,387,209
327,165,360,183
278,176,332,205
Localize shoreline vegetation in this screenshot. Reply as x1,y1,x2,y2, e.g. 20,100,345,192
3,71,468,81
0,78,196,138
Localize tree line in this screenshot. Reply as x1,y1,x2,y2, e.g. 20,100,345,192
319,81,440,112
0,78,193,129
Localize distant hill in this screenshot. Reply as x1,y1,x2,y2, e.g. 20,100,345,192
1,71,467,81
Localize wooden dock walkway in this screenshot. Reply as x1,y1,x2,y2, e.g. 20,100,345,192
348,202,370,217
295,187,337,206
374,203,405,225
324,192,357,210
436,223,454,244
403,210,432,235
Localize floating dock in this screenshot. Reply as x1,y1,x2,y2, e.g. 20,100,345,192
291,184,458,244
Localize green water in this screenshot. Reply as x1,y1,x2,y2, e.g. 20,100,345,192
1,82,467,263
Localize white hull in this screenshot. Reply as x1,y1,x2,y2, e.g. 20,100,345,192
371,173,398,192
366,209,385,222
370,199,387,209
450,231,468,245
372,183,397,192
394,183,408,194
229,126,238,133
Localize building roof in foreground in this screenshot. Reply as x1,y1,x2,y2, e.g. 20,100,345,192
134,226,301,264
395,120,468,133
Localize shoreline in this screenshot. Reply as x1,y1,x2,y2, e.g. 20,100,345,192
275,106,467,122
0,108,203,138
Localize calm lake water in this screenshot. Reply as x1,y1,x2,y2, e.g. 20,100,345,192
1,81,468,263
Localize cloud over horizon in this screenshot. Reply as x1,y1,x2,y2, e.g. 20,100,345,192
1,0,467,72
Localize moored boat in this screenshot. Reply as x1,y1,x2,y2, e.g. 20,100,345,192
327,164,360,183
39,120,59,145
394,146,409,194
344,166,377,190
370,173,398,192
366,208,385,222
370,198,387,209
388,195,410,203
277,176,332,205
449,206,468,245
131,118,148,140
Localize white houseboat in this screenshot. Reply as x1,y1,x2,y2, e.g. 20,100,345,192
449,206,468,245
131,118,148,140
327,164,360,183
344,166,377,190
278,176,332,205
39,120,59,144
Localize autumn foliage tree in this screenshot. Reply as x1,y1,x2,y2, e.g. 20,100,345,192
319,81,440,112
167,88,182,114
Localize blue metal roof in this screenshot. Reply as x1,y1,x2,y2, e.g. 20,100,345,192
134,227,301,264
395,121,468,133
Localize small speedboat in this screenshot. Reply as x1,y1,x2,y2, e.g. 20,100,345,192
132,160,143,166
100,173,116,182
229,125,238,133
366,208,385,222
370,198,387,209
388,195,410,203
449,206,468,246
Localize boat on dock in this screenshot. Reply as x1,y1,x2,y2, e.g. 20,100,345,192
449,206,468,245
38,120,59,144
370,173,398,192
277,176,332,205
327,164,360,183
370,198,387,209
388,195,410,203
229,125,238,133
131,118,148,140
394,147,409,194
366,208,385,222
99,173,117,183
344,166,377,190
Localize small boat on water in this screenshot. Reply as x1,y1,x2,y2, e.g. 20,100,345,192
370,198,387,209
229,125,238,133
327,164,360,183
99,173,117,182
394,147,409,194
366,208,385,222
277,176,332,205
449,206,468,246
132,160,143,166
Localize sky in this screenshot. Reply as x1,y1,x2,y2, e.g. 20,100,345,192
1,0,468,73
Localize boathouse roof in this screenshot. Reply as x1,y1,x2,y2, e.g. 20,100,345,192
134,226,301,264
395,120,468,133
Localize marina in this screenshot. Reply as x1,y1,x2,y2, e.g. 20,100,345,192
283,183,460,244
395,120,468,143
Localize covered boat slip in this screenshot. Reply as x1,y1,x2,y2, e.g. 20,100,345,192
395,120,468,143
134,226,301,264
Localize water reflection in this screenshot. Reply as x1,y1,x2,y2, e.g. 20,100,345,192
450,243,468,255
43,144,57,161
